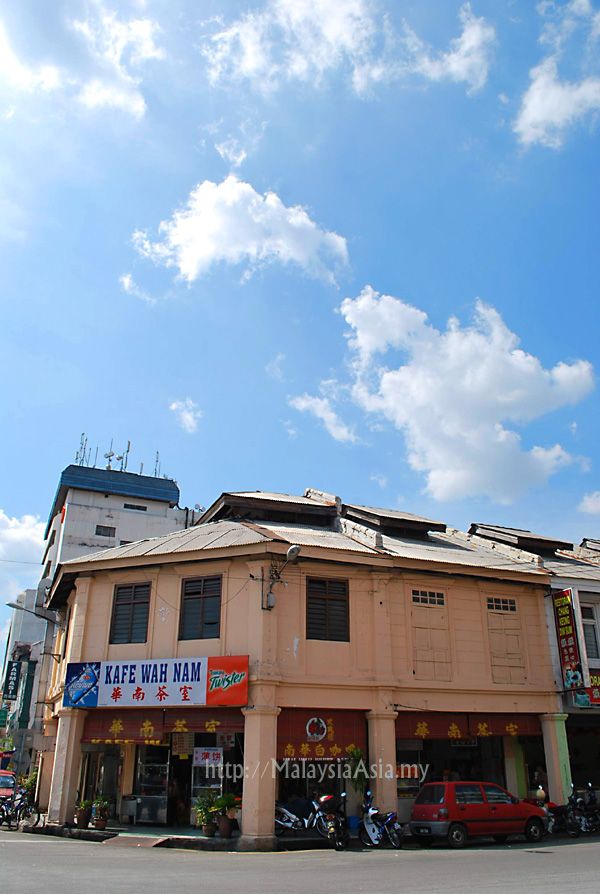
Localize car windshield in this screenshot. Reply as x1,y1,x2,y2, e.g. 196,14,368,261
415,784,445,805
0,775,15,790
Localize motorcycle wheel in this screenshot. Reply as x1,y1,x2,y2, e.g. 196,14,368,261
566,816,581,838
387,827,403,849
315,815,329,839
274,809,288,837
333,824,350,851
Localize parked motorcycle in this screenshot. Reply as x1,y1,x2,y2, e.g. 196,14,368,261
324,791,350,851
576,784,600,834
274,793,335,838
358,790,404,849
547,791,581,837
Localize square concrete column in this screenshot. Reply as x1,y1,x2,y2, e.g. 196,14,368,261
47,707,87,824
238,706,281,851
540,713,572,804
366,710,398,813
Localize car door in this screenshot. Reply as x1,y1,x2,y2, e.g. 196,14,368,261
454,784,491,836
482,784,521,834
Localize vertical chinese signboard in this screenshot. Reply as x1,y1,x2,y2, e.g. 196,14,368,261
553,589,583,689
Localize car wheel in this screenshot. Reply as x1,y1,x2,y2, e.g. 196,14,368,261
493,835,508,843
524,818,544,843
448,823,467,848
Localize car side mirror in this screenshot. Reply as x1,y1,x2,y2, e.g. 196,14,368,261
511,796,519,804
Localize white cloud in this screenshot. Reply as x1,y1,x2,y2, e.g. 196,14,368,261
169,397,203,433
265,352,286,381
132,174,348,285
402,3,495,93
514,2,600,147
215,138,247,168
119,273,156,303
0,21,61,93
579,491,600,513
514,56,600,146
202,1,494,96
370,472,388,488
288,393,357,443
72,6,164,118
293,285,594,503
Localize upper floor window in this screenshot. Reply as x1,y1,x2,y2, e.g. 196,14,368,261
179,576,222,640
124,503,147,512
109,583,151,644
96,524,116,538
487,597,516,613
413,589,444,606
306,578,349,641
581,604,600,661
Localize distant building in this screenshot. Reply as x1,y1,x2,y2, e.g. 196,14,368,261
1,462,194,779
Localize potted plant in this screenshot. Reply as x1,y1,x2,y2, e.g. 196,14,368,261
194,790,217,837
76,799,93,828
213,793,241,839
92,795,111,830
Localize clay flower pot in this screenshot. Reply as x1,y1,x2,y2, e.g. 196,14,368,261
202,822,217,837
76,807,92,829
217,814,234,838
94,817,108,830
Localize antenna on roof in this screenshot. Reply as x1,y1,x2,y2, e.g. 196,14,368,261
140,462,144,475
123,441,130,471
76,433,88,466
104,438,114,471
154,451,160,478
93,447,98,468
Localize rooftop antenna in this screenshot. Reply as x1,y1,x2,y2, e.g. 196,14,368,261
154,451,160,478
104,438,114,471
123,441,130,471
93,446,98,468
140,462,144,475
76,433,87,466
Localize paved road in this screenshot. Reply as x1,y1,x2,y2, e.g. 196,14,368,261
1,831,598,894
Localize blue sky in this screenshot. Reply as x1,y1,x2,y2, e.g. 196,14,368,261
1,0,600,643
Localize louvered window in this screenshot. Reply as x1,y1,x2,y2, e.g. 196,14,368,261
581,605,600,661
179,576,222,640
306,578,349,641
110,583,150,644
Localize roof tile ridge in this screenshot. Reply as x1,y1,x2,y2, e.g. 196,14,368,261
446,528,544,568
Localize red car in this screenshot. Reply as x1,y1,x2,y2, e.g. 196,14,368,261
410,781,547,848
0,770,16,799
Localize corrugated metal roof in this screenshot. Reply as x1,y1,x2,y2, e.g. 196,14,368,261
254,522,379,554
344,503,444,527
468,523,572,552
542,552,600,581
228,491,333,506
61,520,272,566
379,529,547,575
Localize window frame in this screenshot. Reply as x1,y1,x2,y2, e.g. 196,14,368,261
95,524,116,538
306,577,349,642
178,575,222,641
109,582,151,644
581,602,600,664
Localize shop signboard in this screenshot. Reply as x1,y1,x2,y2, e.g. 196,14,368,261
0,708,7,726
193,746,223,767
552,588,583,689
2,661,21,701
64,655,249,708
572,673,600,707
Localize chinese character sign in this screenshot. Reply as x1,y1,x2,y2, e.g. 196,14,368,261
552,589,583,689
193,747,223,767
2,661,22,701
63,656,249,708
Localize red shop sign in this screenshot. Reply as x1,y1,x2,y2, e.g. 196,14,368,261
552,589,583,689
277,709,367,760
82,707,244,744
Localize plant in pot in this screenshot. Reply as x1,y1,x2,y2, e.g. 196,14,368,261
92,795,111,830
194,790,217,837
212,793,242,839
76,799,93,828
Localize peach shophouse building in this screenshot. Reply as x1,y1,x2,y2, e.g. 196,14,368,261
41,489,570,849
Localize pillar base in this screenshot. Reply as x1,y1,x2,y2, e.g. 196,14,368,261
236,834,277,851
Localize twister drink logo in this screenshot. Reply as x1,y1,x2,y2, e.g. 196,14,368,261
64,663,101,707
